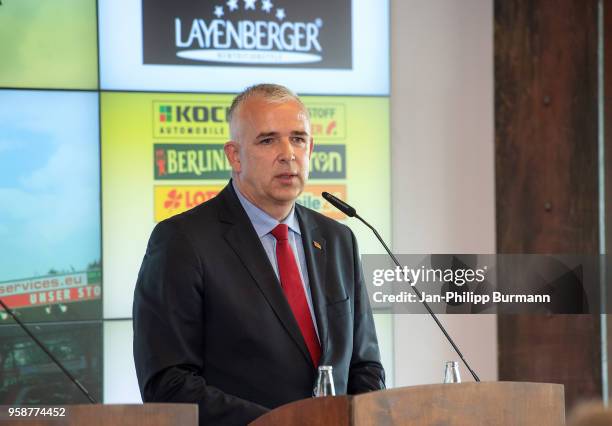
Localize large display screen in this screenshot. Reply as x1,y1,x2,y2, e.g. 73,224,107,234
0,322,102,404
0,0,390,404
0,91,101,323
99,0,389,94
0,0,98,89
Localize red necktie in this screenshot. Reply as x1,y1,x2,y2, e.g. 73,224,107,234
271,224,321,367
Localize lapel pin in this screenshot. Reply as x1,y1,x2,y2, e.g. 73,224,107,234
313,241,322,250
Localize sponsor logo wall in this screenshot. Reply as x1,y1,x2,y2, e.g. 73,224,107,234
101,92,390,318
1,0,390,403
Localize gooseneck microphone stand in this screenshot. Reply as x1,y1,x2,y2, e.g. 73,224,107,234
322,191,480,382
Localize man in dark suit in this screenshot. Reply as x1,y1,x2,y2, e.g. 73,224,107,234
133,84,385,425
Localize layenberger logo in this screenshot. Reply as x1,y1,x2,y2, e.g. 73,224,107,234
175,1,323,64
143,0,352,68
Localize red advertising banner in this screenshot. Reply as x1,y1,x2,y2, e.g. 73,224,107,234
0,271,102,309
0,284,101,310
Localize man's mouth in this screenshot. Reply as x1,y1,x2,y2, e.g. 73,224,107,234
275,173,298,181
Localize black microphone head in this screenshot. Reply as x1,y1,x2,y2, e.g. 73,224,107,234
321,191,357,217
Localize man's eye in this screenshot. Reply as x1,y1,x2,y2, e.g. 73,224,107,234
260,138,273,144
291,137,306,144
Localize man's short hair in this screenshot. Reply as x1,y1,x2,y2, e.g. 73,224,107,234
228,83,309,138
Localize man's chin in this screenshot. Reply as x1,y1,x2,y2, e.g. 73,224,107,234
270,186,303,203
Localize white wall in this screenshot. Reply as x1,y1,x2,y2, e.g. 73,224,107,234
390,0,497,385
104,321,141,403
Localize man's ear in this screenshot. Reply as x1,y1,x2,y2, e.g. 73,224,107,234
308,137,314,158
224,141,241,173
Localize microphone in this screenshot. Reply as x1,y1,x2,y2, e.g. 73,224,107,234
321,191,481,382
0,298,97,403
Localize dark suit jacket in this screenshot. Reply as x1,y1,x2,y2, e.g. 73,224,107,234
133,182,385,425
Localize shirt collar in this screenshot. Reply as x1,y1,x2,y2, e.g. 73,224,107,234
232,180,301,238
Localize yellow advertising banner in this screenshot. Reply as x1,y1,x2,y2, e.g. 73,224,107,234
101,92,390,309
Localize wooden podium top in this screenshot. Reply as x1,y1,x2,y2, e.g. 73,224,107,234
250,381,565,426
0,382,564,425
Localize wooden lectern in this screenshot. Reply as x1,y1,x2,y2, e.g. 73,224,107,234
5,404,198,426
250,382,565,426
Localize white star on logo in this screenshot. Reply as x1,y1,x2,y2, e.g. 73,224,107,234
244,0,256,10
226,0,238,11
261,0,273,13
315,18,323,27
213,5,224,18
275,8,285,20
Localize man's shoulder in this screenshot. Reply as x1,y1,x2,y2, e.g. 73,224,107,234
296,204,352,237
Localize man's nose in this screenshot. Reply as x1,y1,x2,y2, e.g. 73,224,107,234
278,138,295,161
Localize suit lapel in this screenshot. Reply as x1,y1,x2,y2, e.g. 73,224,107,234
296,205,329,361
218,184,313,368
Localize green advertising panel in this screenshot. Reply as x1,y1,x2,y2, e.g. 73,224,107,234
0,0,98,89
101,91,390,319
